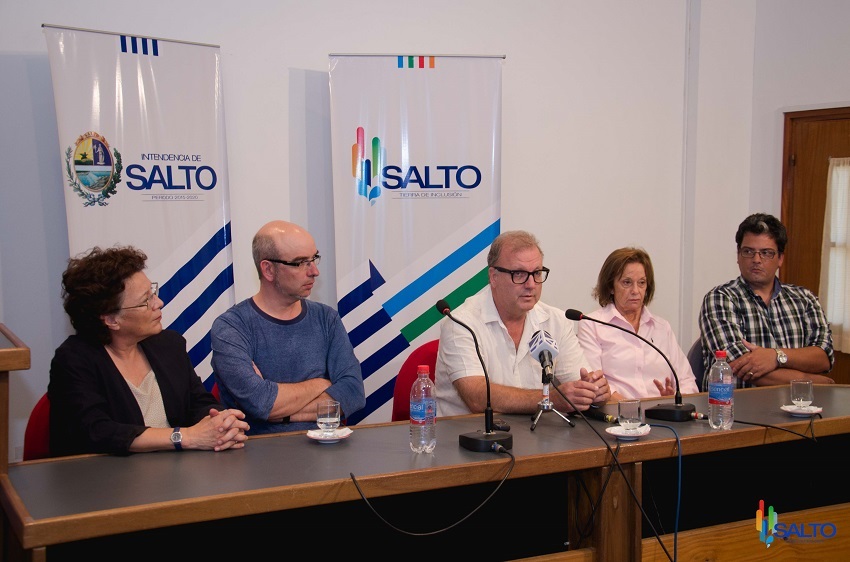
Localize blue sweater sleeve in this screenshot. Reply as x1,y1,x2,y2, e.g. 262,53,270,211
210,300,280,420
322,305,366,419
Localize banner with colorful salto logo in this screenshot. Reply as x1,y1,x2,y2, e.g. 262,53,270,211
44,25,233,388
329,54,504,424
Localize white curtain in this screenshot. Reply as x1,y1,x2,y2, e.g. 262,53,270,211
820,157,850,351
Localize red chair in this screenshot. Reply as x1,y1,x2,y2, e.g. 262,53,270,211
23,393,51,461
391,339,438,421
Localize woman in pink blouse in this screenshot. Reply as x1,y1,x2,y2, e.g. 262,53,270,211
575,247,699,400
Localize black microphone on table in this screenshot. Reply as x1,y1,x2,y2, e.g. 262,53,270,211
565,308,697,422
436,299,513,452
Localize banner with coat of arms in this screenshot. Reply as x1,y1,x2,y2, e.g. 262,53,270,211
329,54,504,424
44,25,234,387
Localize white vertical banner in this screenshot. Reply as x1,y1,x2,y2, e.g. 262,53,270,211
44,25,234,386
329,54,503,424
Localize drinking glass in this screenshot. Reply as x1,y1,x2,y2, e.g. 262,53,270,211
790,380,813,410
317,400,341,438
618,399,643,434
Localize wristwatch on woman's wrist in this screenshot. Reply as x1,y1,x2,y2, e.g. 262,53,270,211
775,348,788,367
170,427,183,451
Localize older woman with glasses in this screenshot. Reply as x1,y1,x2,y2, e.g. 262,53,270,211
575,247,699,401
48,245,249,456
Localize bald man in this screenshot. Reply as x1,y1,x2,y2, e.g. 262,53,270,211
211,221,365,434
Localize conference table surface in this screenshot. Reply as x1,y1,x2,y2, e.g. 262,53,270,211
3,385,850,552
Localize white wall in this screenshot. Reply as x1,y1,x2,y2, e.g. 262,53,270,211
2,0,849,462
689,0,757,343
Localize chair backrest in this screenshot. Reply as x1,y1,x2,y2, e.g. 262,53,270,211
687,339,705,392
24,393,51,461
391,339,439,421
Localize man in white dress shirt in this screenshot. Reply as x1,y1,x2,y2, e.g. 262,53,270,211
435,230,611,416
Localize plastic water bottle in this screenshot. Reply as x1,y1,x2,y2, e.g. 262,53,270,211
707,350,734,430
409,365,436,453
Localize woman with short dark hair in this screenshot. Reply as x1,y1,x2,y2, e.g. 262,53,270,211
49,245,249,456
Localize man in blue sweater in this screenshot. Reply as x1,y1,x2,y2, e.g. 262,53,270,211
211,220,365,434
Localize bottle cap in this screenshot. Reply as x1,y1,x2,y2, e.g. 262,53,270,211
714,350,727,358
417,364,430,374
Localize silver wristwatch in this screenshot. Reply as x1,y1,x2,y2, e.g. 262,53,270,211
775,348,788,367
170,427,183,451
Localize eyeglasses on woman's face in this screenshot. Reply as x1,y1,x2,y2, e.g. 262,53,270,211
120,282,159,311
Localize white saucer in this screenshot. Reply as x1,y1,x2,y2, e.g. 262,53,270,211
605,425,650,441
780,405,823,417
307,427,353,443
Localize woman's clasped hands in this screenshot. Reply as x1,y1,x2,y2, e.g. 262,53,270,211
190,408,251,451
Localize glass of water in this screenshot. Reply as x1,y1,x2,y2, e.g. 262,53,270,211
317,400,341,438
618,399,643,434
790,379,813,410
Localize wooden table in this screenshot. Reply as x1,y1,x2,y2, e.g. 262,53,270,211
2,384,849,562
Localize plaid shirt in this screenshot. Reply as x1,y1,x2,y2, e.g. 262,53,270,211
698,276,834,389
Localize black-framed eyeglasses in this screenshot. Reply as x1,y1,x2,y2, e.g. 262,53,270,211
120,282,159,311
492,266,550,284
265,253,321,269
739,247,778,260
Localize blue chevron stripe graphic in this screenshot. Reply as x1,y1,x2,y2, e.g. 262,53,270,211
188,330,213,373
159,223,231,305
153,223,233,371
360,333,410,380
348,308,392,349
339,220,500,422
338,261,385,318
339,219,499,336
166,265,234,336
346,376,396,426
345,334,409,425
383,219,499,317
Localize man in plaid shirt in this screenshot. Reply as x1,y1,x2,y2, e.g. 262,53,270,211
698,213,834,389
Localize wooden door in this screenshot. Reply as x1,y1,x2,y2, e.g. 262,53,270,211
782,107,850,384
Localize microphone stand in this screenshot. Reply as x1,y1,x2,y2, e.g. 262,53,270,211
567,310,696,422
436,300,513,452
530,353,574,430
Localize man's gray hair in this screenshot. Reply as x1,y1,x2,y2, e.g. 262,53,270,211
487,230,543,267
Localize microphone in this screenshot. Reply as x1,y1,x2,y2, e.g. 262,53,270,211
528,330,558,382
436,299,513,452
586,404,617,424
565,308,696,422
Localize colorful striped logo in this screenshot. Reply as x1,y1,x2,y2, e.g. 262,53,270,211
397,55,435,69
755,499,778,547
352,126,383,204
